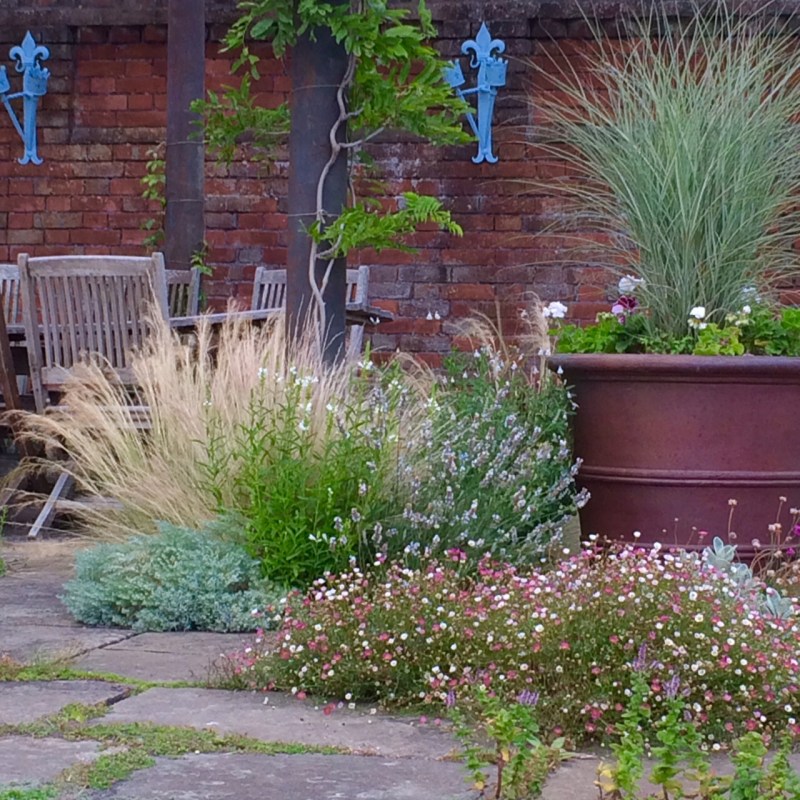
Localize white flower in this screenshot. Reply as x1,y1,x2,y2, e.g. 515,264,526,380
618,275,644,294
543,301,568,320
741,304,751,315
688,306,708,330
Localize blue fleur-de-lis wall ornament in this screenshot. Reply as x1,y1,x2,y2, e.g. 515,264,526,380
443,23,507,164
0,32,50,165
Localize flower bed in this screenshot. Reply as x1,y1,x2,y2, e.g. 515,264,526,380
224,543,800,745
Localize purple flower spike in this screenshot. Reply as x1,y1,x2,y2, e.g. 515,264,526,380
517,689,540,707
632,643,649,673
665,674,681,700
445,689,457,709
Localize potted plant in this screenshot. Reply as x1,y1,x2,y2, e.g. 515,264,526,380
538,6,800,554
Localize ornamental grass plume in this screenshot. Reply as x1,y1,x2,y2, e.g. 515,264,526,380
529,4,800,339
18,310,429,544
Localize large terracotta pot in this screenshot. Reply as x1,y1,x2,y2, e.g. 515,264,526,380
547,354,800,556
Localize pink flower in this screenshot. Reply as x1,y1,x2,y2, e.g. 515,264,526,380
611,295,638,322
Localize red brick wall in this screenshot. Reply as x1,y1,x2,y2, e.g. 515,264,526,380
0,15,628,363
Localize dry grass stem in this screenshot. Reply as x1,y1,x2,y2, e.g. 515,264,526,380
19,311,429,540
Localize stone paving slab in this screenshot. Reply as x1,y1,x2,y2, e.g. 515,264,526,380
98,688,460,759
0,624,134,664
0,735,100,785
75,633,249,682
0,572,75,627
87,752,477,800
0,680,131,725
0,569,132,662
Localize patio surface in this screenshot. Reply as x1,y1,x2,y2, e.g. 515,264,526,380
1,538,796,799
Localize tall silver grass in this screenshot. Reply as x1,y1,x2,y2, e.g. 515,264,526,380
534,5,800,338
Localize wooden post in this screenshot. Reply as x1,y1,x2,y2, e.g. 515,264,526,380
165,0,206,272
286,0,348,363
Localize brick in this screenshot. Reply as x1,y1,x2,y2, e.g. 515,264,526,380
370,282,413,300
45,197,72,212
567,301,608,321
443,283,496,300
380,318,442,335
89,76,116,94
7,229,44,245
143,25,167,43
71,162,125,179
8,213,34,229
44,228,71,244
70,229,121,245
34,212,82,229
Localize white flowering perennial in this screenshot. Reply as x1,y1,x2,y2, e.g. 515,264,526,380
688,305,708,330
618,275,645,295
543,301,569,320
383,342,587,566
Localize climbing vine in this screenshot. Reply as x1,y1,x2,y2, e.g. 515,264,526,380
194,0,470,347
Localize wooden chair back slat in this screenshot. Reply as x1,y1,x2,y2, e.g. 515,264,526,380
166,268,201,317
0,265,21,327
251,267,286,312
18,253,169,412
345,266,369,361
250,266,370,360
250,267,367,309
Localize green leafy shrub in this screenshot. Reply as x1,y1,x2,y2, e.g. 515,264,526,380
202,360,422,589
223,543,800,745
552,296,800,357
601,664,800,799
62,522,286,632
451,687,565,799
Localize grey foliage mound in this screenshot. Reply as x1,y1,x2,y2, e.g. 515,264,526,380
62,522,285,632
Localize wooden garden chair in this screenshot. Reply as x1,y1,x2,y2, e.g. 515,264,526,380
250,266,370,360
18,252,169,536
166,267,201,317
0,264,22,328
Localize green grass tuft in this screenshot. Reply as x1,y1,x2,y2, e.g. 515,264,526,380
0,789,58,800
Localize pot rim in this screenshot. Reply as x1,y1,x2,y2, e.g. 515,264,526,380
547,352,800,380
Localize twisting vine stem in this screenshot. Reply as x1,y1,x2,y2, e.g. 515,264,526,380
307,50,358,354
195,0,472,358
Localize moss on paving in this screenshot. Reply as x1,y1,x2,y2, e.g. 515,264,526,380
1,659,342,796
0,657,202,690
1,703,344,797
62,749,156,791
0,789,58,800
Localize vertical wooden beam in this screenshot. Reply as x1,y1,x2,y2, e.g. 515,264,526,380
286,0,348,363
165,0,206,273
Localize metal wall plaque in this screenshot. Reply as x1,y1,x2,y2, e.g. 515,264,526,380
0,32,50,165
444,23,507,164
